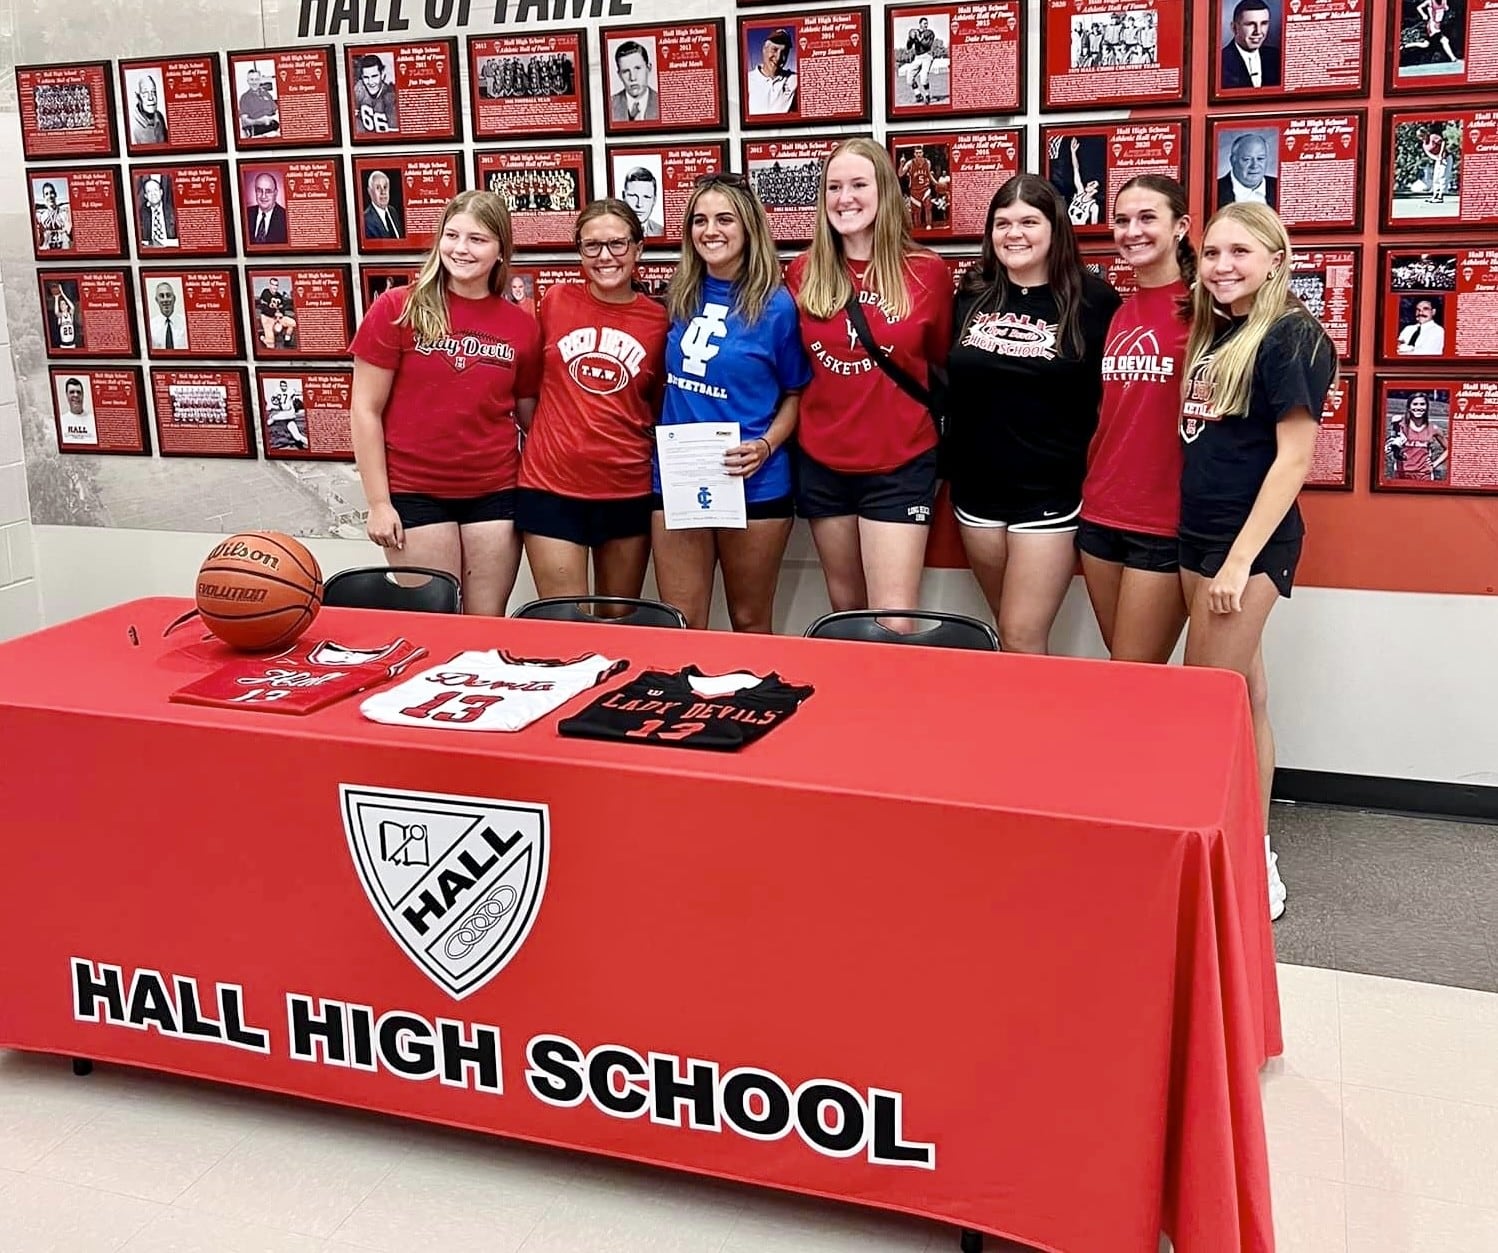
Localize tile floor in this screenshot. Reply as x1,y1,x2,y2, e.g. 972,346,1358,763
2,804,1495,1252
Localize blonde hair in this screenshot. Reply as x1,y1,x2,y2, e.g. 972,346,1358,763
665,176,782,327
1185,203,1307,418
396,190,513,343
797,137,924,321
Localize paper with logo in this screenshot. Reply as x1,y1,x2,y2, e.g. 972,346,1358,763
340,783,548,998
655,421,746,530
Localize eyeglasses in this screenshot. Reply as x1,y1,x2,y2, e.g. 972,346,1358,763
693,172,751,190
578,237,634,257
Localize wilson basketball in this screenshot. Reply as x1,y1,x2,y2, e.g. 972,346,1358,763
195,531,323,651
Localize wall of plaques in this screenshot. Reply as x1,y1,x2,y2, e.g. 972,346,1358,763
15,0,1498,514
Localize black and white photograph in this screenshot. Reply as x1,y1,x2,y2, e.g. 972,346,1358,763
1046,132,1107,227
32,177,73,251
1390,251,1459,291
134,171,179,248
1070,10,1161,69
33,83,94,133
748,156,822,211
606,35,659,123
234,60,281,140
891,13,951,107
483,167,581,216
262,376,308,452
1214,127,1280,209
478,50,576,99
894,142,952,231
147,276,188,351
1218,0,1282,90
350,52,399,135
610,154,665,237
123,66,169,146
252,275,298,351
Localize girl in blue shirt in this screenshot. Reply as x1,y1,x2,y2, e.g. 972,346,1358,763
653,173,811,631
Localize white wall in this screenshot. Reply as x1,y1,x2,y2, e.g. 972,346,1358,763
0,274,42,640
29,521,1498,786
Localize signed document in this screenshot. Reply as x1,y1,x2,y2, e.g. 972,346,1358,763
655,422,746,530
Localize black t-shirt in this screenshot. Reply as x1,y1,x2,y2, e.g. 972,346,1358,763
943,272,1121,509
557,667,813,751
1179,310,1335,544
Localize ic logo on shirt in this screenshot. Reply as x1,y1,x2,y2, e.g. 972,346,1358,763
679,303,730,377
557,325,648,396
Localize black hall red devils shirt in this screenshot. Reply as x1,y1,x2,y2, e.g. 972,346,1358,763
558,666,814,751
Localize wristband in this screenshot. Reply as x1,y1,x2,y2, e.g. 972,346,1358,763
757,437,773,458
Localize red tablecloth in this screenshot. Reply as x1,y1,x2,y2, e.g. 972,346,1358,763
0,598,1280,1253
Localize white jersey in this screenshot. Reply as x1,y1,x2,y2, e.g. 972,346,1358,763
359,650,625,732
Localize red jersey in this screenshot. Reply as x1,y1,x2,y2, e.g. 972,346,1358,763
787,251,952,474
1082,280,1189,537
350,287,542,497
519,283,669,499
170,639,426,715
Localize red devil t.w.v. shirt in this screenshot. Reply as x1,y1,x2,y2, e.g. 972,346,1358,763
351,287,543,497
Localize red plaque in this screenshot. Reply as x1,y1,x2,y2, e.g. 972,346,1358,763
38,268,137,359
1379,246,1498,364
345,39,461,144
118,54,227,157
744,136,844,244
28,167,127,260
476,148,592,251
1210,0,1368,103
238,157,348,256
1306,376,1356,490
1291,246,1360,364
1389,0,1498,95
48,366,150,456
888,129,1022,242
887,3,1023,121
353,152,463,255
357,264,420,315
257,367,355,461
228,46,340,149
1041,120,1188,238
1374,377,1498,493
1081,249,1139,300
17,62,117,161
246,266,355,361
468,31,589,139
1210,112,1365,232
738,9,872,128
150,367,255,458
601,20,727,135
130,161,234,259
1384,109,1498,230
139,267,245,362
606,141,729,244
1041,0,1188,111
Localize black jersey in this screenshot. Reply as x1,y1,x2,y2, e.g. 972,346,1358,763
557,666,813,751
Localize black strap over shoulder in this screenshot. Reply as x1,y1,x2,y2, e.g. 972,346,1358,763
843,291,933,410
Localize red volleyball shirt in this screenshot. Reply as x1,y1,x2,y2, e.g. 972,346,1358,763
1082,280,1190,537
786,250,953,474
350,287,542,498
519,283,669,499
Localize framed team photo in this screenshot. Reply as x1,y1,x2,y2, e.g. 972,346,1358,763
129,161,234,259
117,54,227,157
1388,0,1487,95
37,268,138,359
1291,246,1360,364
29,167,128,261
48,365,151,456
888,129,1023,243
468,30,589,139
138,266,246,362
743,136,846,244
17,61,118,161
737,9,872,130
352,152,463,255
237,157,348,256
1040,0,1188,112
601,20,727,135
1305,376,1356,490
1209,112,1365,231
1040,120,1188,238
1209,0,1369,104
1383,108,1498,230
1372,375,1498,494
886,2,1023,121
358,263,420,316
1378,245,1498,363
605,141,729,244
256,367,355,461
475,147,592,251
227,46,341,150
149,366,256,459
345,39,462,144
245,265,355,362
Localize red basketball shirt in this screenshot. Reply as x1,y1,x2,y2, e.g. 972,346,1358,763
170,639,426,715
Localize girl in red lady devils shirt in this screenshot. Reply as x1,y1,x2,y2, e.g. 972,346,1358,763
517,198,668,604
788,136,952,619
350,190,542,615
1079,175,1195,663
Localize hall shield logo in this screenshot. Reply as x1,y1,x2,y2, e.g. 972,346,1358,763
340,785,549,1000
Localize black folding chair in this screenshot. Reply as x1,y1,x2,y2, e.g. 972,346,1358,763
804,609,1000,651
321,566,462,614
512,596,688,628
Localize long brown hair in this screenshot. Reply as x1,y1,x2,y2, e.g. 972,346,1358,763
796,137,925,321
1114,174,1197,293
959,174,1088,357
665,176,781,326
396,190,513,343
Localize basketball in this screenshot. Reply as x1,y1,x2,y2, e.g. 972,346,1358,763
195,531,323,651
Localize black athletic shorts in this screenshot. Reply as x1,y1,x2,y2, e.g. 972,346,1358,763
795,448,938,525
516,489,652,547
1179,533,1302,599
389,489,516,529
1076,519,1180,573
950,490,1081,534
649,493,794,521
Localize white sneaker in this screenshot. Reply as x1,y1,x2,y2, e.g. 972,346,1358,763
1267,848,1287,922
